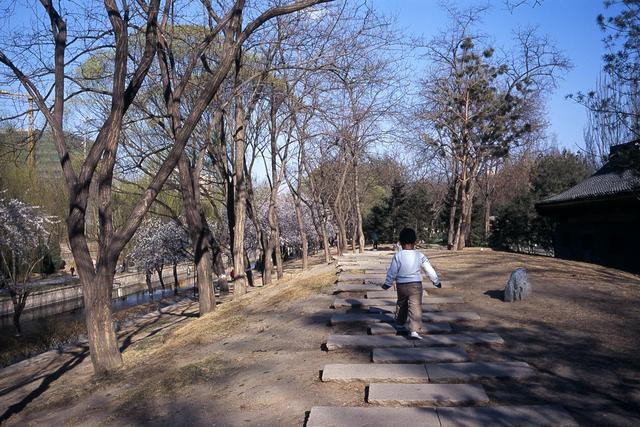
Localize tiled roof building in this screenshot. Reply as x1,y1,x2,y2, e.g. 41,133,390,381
537,140,640,273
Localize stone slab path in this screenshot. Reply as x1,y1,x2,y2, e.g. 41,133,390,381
326,332,505,350
365,290,429,299
322,363,429,383
307,405,577,427
372,347,470,363
368,322,452,335
436,405,579,427
426,361,536,382
367,383,490,406
332,284,385,293
307,406,441,427
366,305,440,314
332,296,463,307
305,251,577,426
338,273,387,282
330,311,481,325
332,297,439,310
321,362,534,383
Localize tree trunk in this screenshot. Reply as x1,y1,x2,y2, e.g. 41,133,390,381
353,161,365,253
447,180,460,250
334,206,347,256
173,262,179,295
178,152,217,315
320,217,331,263
453,179,466,250
350,224,356,253
156,265,165,289
145,270,153,295
244,250,254,287
274,221,284,279
84,263,122,375
292,196,309,269
8,286,29,337
214,251,225,277
232,105,248,296
483,197,491,243
456,179,475,250
261,232,273,286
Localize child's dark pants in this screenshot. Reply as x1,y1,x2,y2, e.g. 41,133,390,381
395,282,423,332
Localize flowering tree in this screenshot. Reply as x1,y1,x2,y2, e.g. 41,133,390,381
130,219,191,296
277,194,320,260
0,194,57,335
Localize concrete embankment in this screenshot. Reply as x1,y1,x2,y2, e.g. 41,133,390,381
0,265,194,317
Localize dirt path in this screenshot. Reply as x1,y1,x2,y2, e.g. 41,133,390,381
1,249,639,426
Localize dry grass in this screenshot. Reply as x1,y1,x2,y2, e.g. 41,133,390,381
116,354,226,412
5,249,639,427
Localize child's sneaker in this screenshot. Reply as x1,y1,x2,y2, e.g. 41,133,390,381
409,331,423,340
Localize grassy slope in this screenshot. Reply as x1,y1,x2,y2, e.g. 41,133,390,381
2,249,640,427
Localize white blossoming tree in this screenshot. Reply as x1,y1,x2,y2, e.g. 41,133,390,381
0,194,57,335
130,219,192,296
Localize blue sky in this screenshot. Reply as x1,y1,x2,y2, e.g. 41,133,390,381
1,0,610,154
370,0,609,152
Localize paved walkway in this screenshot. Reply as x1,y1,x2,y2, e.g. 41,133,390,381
306,251,578,427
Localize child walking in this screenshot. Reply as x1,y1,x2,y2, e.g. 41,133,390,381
382,228,441,340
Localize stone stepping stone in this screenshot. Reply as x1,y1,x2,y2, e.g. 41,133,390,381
360,295,465,304
307,406,440,427
424,296,465,304
322,362,528,384
413,332,504,346
366,290,428,299
436,405,579,427
369,322,452,335
367,304,440,314
372,346,469,363
330,312,477,325
330,313,395,325
426,361,535,382
339,276,387,284
339,279,386,286
332,297,398,307
325,333,504,350
333,284,384,293
326,334,414,350
321,363,428,382
368,383,489,406
332,297,439,312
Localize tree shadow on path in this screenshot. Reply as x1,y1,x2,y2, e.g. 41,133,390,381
0,345,88,423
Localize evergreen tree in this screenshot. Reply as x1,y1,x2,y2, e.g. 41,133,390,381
491,150,593,252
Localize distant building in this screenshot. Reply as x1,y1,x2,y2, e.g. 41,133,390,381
536,140,640,273
0,129,84,178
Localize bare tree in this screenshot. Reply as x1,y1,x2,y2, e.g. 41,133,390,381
416,8,568,250
0,0,331,374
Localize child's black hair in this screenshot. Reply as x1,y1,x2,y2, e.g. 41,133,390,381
399,228,417,245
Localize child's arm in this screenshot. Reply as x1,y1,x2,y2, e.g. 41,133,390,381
382,254,400,289
419,253,440,286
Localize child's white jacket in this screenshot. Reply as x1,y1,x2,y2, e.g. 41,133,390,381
383,249,439,286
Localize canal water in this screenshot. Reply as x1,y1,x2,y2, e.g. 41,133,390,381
0,284,197,337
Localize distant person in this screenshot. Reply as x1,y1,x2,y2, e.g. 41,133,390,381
70,266,75,277
371,232,379,250
382,227,441,340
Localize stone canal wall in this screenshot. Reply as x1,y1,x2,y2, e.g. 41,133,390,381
0,264,194,317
